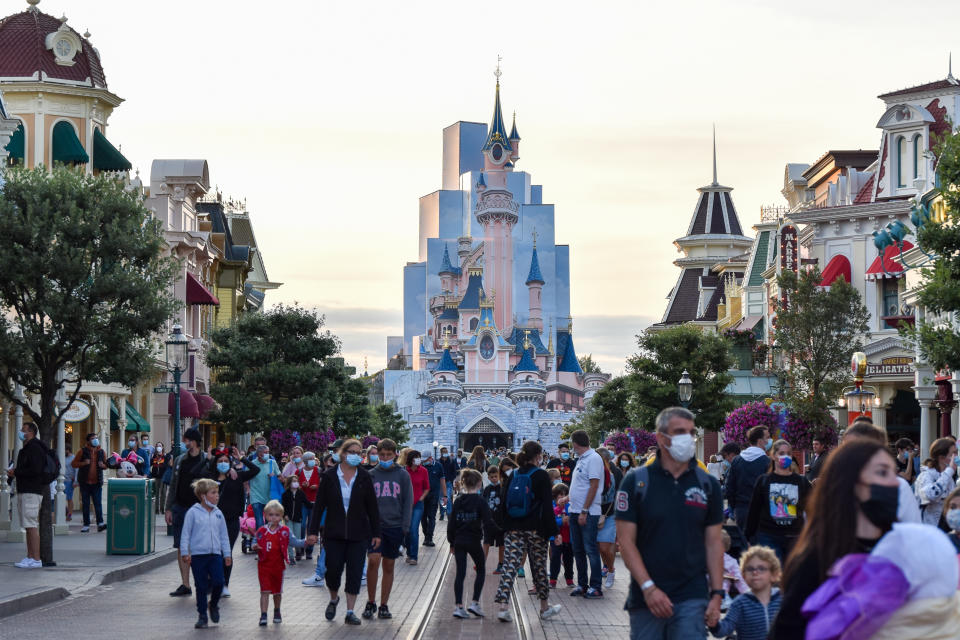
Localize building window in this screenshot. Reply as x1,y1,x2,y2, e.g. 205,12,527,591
530,409,534,419
882,278,900,317
469,318,478,332
896,136,906,188
913,135,921,180
437,416,442,426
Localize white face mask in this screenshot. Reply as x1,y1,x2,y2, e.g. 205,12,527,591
665,433,697,463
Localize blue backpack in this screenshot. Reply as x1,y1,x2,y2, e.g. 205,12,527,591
506,467,538,518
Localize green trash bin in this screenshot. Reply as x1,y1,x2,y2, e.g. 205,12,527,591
106,478,155,555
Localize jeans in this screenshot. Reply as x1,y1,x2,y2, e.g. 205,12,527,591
190,553,225,618
301,504,314,555
78,483,103,526
406,501,425,560
422,493,439,541
629,599,707,640
446,484,454,515
733,505,749,534
569,514,601,591
313,545,327,578
252,502,265,530
550,540,574,581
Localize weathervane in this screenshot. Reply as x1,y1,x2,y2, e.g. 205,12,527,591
494,55,502,82
532,228,538,249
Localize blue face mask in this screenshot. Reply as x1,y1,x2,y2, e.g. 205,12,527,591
560,452,570,460
380,459,394,469
293,457,301,464
441,452,449,458
764,440,773,452
217,462,230,474
778,456,793,470
369,454,379,464
306,459,316,468
91,438,100,448
346,453,361,467
331,452,340,463
18,431,26,442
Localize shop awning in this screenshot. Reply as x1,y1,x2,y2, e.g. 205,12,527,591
109,401,151,431
737,315,763,332
819,254,851,287
186,271,220,306
866,241,913,280
51,120,89,165
168,388,200,419
92,128,132,172
4,123,24,162
195,393,218,419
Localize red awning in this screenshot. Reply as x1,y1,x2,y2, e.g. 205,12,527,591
195,393,218,418
167,388,200,418
865,241,913,280
186,271,220,306
819,254,851,287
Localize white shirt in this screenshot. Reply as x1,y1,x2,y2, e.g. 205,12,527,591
337,464,356,514
897,476,921,523
569,448,604,515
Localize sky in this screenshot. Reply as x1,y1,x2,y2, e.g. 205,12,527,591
37,0,960,375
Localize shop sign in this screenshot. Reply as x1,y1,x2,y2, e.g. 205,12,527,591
779,223,798,307
866,356,914,377
62,399,92,423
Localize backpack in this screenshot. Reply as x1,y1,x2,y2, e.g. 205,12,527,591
41,446,61,485
506,467,538,518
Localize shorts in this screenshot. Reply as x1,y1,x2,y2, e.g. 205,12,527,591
597,513,617,544
258,563,285,594
484,532,505,547
171,504,187,549
17,492,43,529
64,480,74,500
369,526,403,560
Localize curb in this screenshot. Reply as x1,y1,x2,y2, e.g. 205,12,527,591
99,547,178,586
0,586,69,619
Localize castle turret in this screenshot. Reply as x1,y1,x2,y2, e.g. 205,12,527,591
509,111,521,162
438,243,458,293
525,233,545,331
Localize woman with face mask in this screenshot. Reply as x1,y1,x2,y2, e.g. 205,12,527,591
915,437,958,528
771,441,901,640
401,448,430,565
743,440,813,565
282,446,305,479
208,448,260,597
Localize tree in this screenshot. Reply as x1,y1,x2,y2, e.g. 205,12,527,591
578,354,602,374
906,128,960,369
0,166,179,564
563,376,630,444
626,325,735,431
207,305,348,434
370,403,410,444
332,376,375,437
774,267,870,411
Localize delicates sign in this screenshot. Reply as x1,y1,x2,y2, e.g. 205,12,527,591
866,356,914,377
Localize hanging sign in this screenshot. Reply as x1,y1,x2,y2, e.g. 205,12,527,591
779,223,798,308
866,356,914,377
62,399,92,423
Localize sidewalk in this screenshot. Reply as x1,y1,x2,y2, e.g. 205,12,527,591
0,513,175,617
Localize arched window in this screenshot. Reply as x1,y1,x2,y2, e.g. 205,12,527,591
896,136,906,188
913,135,922,180
469,317,478,332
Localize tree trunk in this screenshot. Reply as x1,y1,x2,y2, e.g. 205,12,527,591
39,492,54,566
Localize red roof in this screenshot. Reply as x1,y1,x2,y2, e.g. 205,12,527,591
819,254,851,287
878,78,960,99
865,241,914,280
853,174,875,204
0,9,107,88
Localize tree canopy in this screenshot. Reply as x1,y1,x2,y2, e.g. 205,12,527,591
578,354,602,374
370,403,410,444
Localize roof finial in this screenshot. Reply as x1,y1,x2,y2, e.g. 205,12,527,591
494,54,502,84
950,52,955,81
712,124,718,186
532,227,537,249
26,0,40,8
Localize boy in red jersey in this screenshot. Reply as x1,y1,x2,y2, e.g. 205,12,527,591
253,499,290,626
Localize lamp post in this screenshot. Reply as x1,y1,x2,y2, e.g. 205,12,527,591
678,370,693,409
165,324,189,458
53,379,68,535
432,440,439,459
7,385,25,543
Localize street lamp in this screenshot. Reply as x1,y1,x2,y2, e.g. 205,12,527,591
678,370,693,409
165,324,189,458
432,440,439,459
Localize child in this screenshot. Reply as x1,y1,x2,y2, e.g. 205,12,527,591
240,503,257,554
547,468,561,485
280,475,304,564
482,465,505,574
549,482,574,588
943,487,960,552
449,469,498,619
709,545,781,640
253,500,291,626
720,529,749,609
180,478,232,629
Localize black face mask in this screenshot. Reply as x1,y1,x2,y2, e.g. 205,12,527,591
859,483,899,531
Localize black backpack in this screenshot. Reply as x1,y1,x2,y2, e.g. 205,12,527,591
41,447,61,484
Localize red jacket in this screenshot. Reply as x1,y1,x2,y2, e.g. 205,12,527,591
407,464,430,503
296,466,320,503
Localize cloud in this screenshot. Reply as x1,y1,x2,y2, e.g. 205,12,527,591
571,314,657,376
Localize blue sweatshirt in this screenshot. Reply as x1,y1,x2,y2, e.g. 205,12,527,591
710,589,781,640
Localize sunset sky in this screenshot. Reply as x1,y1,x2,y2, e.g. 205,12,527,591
54,0,959,374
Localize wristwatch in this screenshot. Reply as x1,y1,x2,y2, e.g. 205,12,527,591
710,589,725,599
640,579,655,592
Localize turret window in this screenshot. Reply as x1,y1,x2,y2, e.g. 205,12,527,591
469,318,479,332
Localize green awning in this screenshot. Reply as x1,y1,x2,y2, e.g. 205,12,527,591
110,400,151,432
4,123,24,162
52,120,89,165
93,128,131,172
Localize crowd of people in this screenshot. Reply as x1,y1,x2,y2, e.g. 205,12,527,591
10,410,960,637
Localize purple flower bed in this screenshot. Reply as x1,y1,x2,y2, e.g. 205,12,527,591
627,427,658,453
267,429,300,453
302,429,337,453
781,411,839,451
604,432,634,454
361,435,380,449
724,401,778,446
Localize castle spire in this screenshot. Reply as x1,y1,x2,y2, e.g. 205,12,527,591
509,110,520,141
950,52,955,82
712,124,718,186
526,243,545,285
482,58,512,153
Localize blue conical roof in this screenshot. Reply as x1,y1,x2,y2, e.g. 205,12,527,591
477,172,486,187
526,247,544,285
459,270,485,309
482,81,512,152
509,112,520,140
556,329,583,373
513,347,539,372
436,347,458,373
439,244,459,276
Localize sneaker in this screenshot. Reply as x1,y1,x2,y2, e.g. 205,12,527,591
273,609,282,624
528,586,538,595
453,606,470,619
493,563,503,575
467,603,484,617
497,609,513,623
259,613,268,627
517,567,525,578
288,558,297,566
378,605,392,619
14,558,40,569
584,587,604,599
601,565,609,578
423,540,435,547
549,579,557,589
325,598,339,621
303,574,325,587
221,586,231,598
362,602,377,620
569,586,584,597
80,526,90,533
306,552,313,560
344,612,361,625
361,575,367,586
195,616,208,629
540,604,562,620
97,523,107,532
209,605,220,623
169,585,192,597
565,579,574,587
406,558,418,565
604,572,615,590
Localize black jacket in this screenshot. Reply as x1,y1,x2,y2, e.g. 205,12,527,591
72,446,107,486
282,488,306,523
307,465,380,542
805,450,828,482
207,459,259,520
725,452,771,511
496,464,559,539
14,438,47,495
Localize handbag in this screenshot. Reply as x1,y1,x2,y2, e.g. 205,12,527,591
269,462,283,501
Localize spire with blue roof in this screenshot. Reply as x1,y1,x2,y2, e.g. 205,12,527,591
439,244,460,276
482,70,512,153
509,111,520,141
556,321,583,374
435,346,458,373
513,330,539,372
526,246,544,285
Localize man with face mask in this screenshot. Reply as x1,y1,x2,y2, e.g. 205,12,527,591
547,443,577,485
724,425,772,533
248,444,280,530
121,434,150,476
71,432,108,533
165,428,210,597
567,430,605,597
616,407,725,639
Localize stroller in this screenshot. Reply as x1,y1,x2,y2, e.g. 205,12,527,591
240,504,257,554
